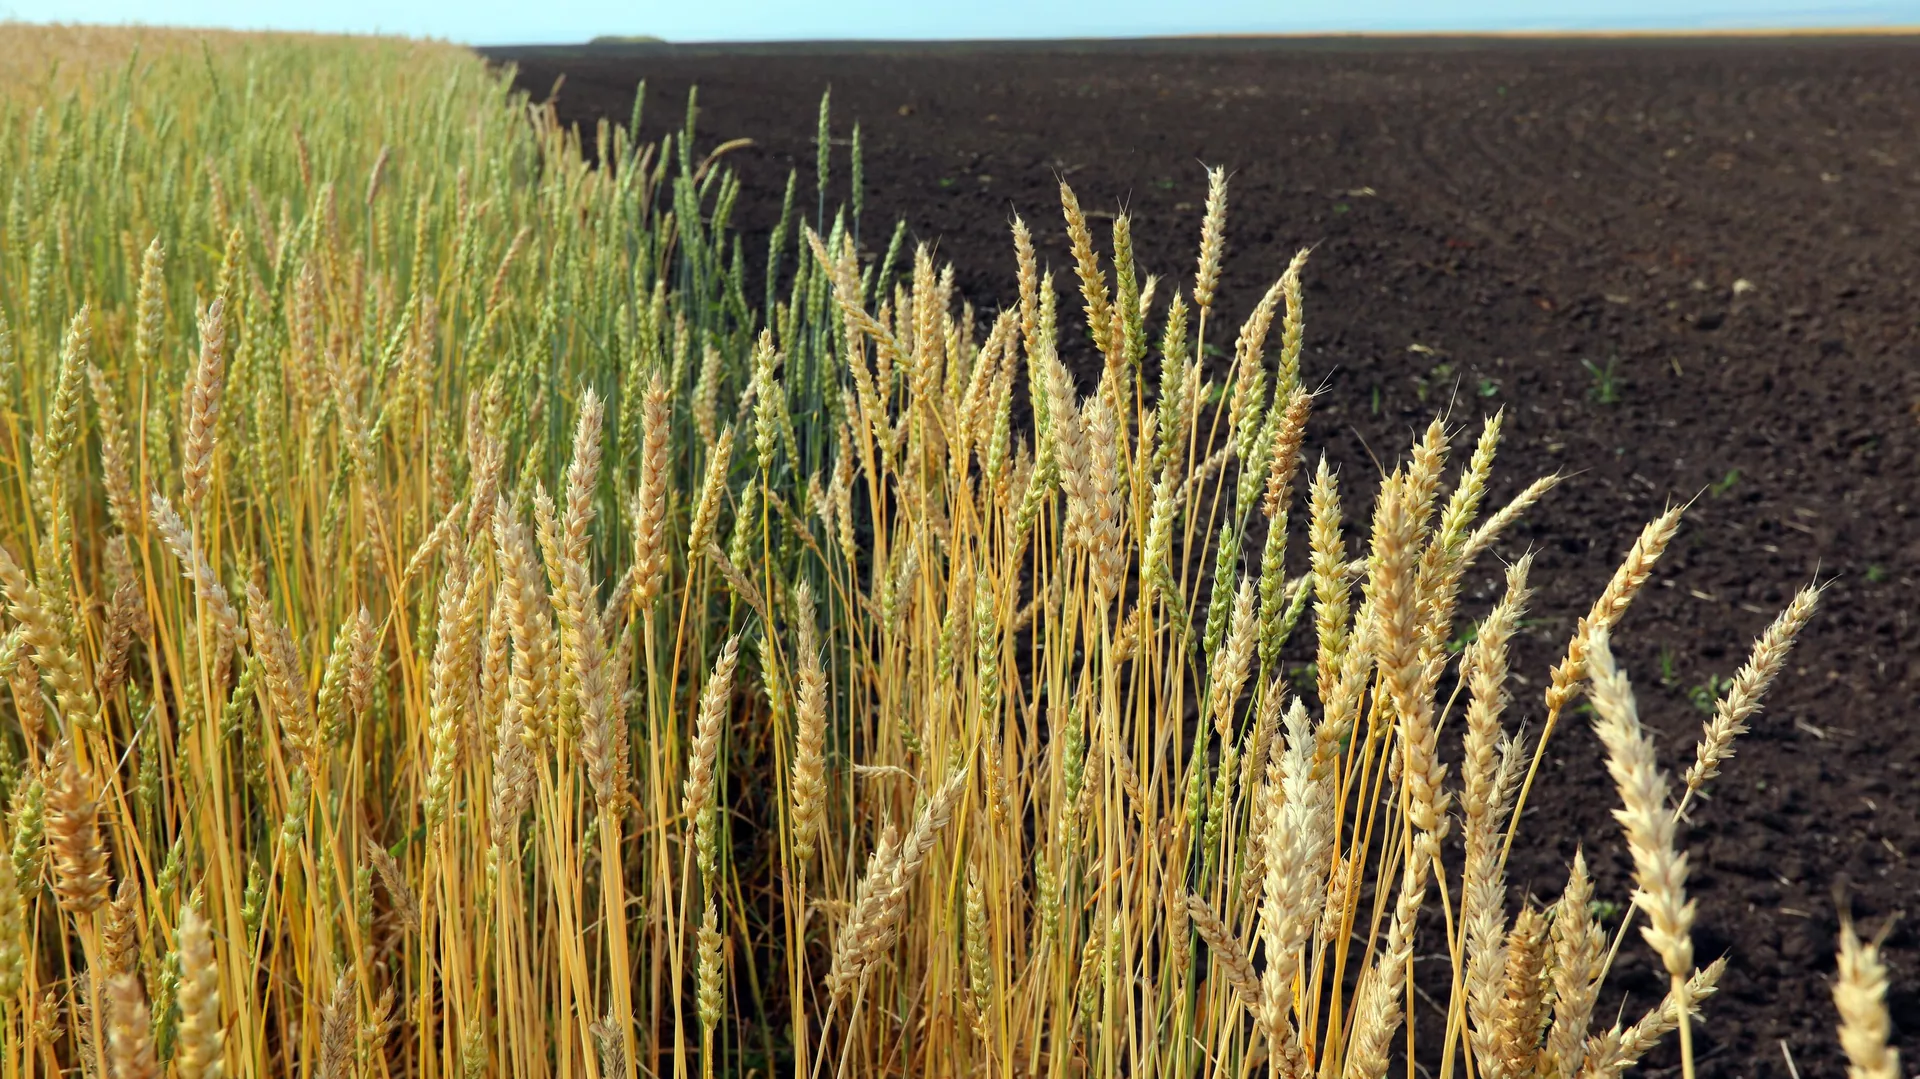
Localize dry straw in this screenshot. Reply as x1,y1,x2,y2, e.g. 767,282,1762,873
0,32,1840,1079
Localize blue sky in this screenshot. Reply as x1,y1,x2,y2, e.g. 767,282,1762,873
5,0,1916,45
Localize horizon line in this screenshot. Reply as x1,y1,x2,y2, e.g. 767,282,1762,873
11,19,1920,48
500,25,1920,48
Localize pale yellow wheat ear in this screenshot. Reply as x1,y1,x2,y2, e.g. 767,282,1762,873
104,969,160,1079
43,306,91,466
44,740,109,914
0,839,22,998
87,364,138,532
1185,892,1261,1009
1580,960,1727,1079
685,635,741,882
365,839,420,934
790,582,827,865
180,296,228,513
1552,506,1684,713
1492,906,1551,1079
1681,581,1821,812
1541,849,1604,1079
697,895,725,1035
346,606,377,725
827,769,968,998
1462,556,1535,1074
557,389,626,810
102,876,142,973
1347,844,1435,1079
1193,165,1228,312
319,972,355,1079
1058,180,1114,362
247,578,316,773
1587,633,1693,972
688,427,736,561
0,540,95,726
133,237,165,371
1834,914,1900,1079
173,901,224,1079
1505,506,1681,869
631,371,672,607
1586,628,1698,1079
961,864,993,1033
401,499,466,585
1012,215,1040,351
97,537,145,700
148,492,244,653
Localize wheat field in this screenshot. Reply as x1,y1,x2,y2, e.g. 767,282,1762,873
0,25,1887,1079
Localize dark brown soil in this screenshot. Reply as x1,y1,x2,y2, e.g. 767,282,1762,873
489,37,1920,1077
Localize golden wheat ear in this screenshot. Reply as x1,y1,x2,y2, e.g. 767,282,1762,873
1834,913,1900,1079
1586,628,1702,1079
44,740,109,915
173,902,225,1079
1193,165,1228,313
1680,581,1822,814
790,581,828,866
104,968,160,1079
